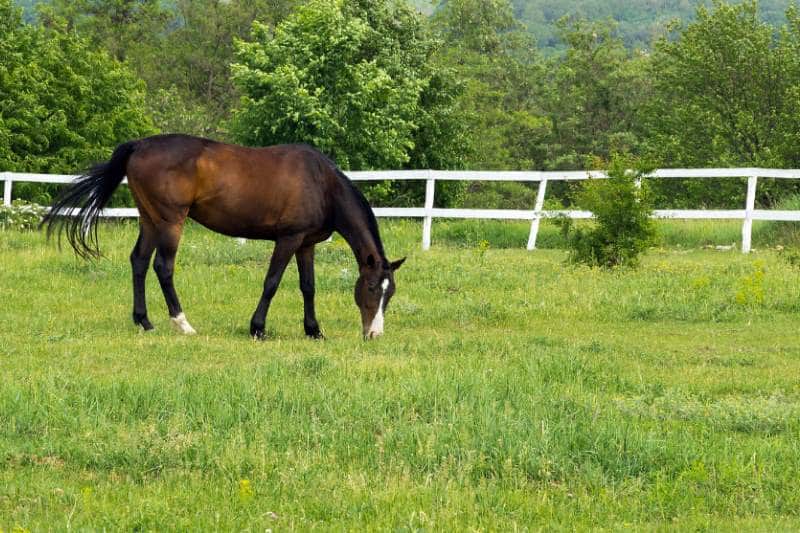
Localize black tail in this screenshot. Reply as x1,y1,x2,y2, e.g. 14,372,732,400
42,141,137,259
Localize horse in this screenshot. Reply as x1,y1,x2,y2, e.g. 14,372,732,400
43,134,405,340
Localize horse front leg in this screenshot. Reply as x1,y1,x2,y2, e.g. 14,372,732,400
296,244,323,339
250,235,305,340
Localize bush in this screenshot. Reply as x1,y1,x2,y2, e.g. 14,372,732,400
0,200,46,231
558,154,656,268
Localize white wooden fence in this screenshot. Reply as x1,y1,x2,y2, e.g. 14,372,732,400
3,168,800,253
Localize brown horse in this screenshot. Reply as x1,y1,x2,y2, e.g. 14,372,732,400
44,134,405,339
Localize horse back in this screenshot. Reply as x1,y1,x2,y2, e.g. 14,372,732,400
126,135,339,239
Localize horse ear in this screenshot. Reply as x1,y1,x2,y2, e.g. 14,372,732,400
366,254,376,268
390,257,406,271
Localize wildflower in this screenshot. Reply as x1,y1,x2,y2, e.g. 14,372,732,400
81,486,93,508
238,479,254,503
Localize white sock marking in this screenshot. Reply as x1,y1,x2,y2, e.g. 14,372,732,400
170,312,197,335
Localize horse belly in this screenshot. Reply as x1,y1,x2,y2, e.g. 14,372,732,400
188,198,325,240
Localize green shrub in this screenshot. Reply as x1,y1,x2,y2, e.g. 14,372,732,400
558,154,656,268
0,200,46,231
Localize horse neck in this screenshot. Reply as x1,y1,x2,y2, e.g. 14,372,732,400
333,185,385,268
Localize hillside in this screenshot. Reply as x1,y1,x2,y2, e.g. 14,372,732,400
16,1,795,48
414,0,794,50
516,0,793,50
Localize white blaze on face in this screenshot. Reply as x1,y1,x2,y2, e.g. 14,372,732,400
170,312,197,335
366,278,390,339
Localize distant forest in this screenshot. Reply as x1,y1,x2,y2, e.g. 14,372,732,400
414,0,792,50
16,0,795,50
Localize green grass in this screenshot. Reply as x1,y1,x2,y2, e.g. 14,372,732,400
2,219,800,530
432,218,753,250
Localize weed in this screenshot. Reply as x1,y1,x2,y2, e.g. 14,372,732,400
735,260,766,307
0,200,45,231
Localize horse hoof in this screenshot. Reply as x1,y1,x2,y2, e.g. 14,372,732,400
250,326,266,340
304,324,324,339
134,314,154,331
170,313,197,335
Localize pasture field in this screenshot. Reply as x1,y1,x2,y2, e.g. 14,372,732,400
1,219,799,530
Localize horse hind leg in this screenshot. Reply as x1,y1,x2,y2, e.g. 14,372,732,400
153,222,196,335
130,224,157,330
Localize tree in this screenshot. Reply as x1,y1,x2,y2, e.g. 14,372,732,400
505,0,792,54
0,0,154,184
643,0,800,207
559,154,656,268
230,0,468,205
542,17,650,170
37,0,170,63
40,0,300,138
432,0,552,171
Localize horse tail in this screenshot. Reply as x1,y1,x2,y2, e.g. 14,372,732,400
42,141,138,259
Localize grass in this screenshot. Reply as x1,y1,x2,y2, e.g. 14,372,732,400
1,219,800,530
433,218,751,250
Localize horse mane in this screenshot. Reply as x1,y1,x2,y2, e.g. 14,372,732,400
325,160,386,260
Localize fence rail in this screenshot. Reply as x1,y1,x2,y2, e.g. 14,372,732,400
3,168,800,253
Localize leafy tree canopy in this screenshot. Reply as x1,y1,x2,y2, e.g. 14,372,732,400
37,0,299,138
0,0,154,173
642,0,800,207
230,0,467,172
541,17,650,169
432,0,551,171
647,0,800,167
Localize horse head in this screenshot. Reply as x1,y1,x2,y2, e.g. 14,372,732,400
354,255,405,339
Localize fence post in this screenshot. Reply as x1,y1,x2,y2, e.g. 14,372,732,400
741,176,758,254
422,172,435,250
526,178,549,250
3,175,11,206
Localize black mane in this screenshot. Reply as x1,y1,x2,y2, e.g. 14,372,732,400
341,172,386,259
326,161,386,261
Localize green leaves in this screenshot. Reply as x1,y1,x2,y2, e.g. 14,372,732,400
0,0,154,174
432,0,549,171
231,0,458,173
649,1,784,167
561,154,656,268
641,0,800,208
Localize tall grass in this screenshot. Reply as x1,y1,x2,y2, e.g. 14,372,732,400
754,193,800,248
1,220,799,529
429,218,747,250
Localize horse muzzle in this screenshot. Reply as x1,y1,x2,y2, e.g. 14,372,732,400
363,328,384,340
